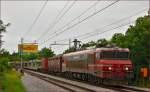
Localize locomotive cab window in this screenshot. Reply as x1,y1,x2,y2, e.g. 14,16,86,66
100,51,129,60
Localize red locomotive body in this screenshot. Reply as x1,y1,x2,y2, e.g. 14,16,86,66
63,47,133,85
94,48,133,84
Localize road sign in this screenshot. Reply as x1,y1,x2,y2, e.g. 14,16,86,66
141,67,148,78
18,43,38,53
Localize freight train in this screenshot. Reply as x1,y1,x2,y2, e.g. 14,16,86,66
14,47,134,85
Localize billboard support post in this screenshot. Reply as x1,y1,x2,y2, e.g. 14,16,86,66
20,38,23,71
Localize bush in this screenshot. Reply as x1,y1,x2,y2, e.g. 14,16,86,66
0,58,11,72
1,70,26,92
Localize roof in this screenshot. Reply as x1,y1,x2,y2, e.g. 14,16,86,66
63,47,129,57
63,49,94,56
96,47,129,52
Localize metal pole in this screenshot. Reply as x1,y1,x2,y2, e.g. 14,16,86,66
73,39,77,51
69,39,71,49
20,38,23,71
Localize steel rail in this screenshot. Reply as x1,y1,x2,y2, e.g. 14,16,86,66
23,69,149,92
24,69,97,92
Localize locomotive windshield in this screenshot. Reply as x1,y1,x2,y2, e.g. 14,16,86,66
100,51,129,60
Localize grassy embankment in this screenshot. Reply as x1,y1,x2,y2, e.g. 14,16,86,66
0,70,26,92
135,79,150,88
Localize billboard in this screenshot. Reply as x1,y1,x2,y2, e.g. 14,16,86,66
18,43,38,53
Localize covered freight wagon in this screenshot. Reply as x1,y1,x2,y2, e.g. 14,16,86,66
48,55,63,73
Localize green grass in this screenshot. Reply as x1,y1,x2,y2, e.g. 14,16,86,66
0,70,26,92
138,80,150,88
133,78,150,88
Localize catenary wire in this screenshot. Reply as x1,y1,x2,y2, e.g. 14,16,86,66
48,8,147,44
47,20,135,47
37,0,76,41
37,0,100,42
79,20,135,41
23,0,48,38
40,0,120,45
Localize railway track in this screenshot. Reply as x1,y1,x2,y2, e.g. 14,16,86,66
24,69,105,92
30,74,93,92
23,69,149,92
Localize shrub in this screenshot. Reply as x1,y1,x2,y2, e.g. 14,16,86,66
0,58,11,72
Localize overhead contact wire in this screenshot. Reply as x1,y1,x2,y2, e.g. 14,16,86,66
23,0,48,38
40,0,120,45
37,0,100,42
37,0,76,41
52,9,147,43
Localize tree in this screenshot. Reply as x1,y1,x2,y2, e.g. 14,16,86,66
39,47,55,58
81,41,96,49
125,16,149,81
126,16,149,65
111,33,126,47
10,52,20,61
0,20,7,33
0,49,10,57
96,39,109,47
110,16,150,82
27,53,38,61
0,20,10,52
21,53,38,61
63,47,75,54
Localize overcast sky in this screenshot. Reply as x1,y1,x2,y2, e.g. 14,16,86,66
1,0,149,54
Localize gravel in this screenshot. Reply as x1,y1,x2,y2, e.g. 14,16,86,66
21,73,69,92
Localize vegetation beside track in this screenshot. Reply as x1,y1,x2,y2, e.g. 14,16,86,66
0,70,26,92
134,78,150,88
0,57,26,92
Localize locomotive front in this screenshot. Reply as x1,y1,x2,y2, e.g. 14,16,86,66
95,48,133,85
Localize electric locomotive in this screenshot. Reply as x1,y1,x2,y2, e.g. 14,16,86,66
63,47,133,85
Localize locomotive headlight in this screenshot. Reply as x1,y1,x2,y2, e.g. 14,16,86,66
108,67,112,70
125,67,129,71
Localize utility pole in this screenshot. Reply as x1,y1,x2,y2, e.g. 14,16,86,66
20,38,24,71
73,39,81,51
69,39,71,49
